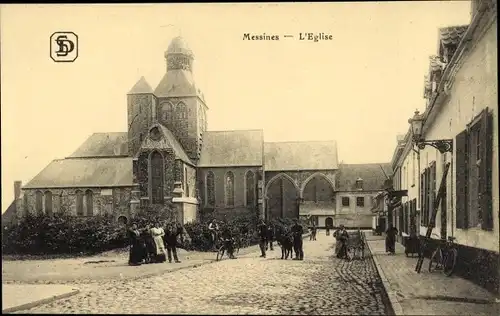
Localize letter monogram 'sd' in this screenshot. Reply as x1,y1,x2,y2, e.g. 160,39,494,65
50,32,79,62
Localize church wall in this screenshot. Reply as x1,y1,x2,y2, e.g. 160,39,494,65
183,203,197,223
158,96,200,160
198,167,261,214
128,94,153,156
19,187,133,221
180,163,197,198
136,149,176,202
264,170,337,198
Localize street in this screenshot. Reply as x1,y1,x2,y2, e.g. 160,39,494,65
16,232,391,315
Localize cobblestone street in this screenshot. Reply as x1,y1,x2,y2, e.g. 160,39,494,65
15,232,391,315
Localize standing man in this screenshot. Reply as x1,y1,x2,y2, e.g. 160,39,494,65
164,223,181,263
291,219,304,260
266,221,275,251
257,219,268,258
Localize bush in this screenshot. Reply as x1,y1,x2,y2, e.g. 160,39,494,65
183,212,261,252
2,212,128,256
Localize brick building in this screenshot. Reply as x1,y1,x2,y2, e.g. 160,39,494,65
8,36,390,227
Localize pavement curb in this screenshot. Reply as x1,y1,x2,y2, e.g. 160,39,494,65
366,239,405,316
2,288,80,314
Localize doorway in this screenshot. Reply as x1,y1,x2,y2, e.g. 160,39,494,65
325,217,333,228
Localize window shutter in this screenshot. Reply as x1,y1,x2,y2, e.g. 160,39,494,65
420,171,425,225
480,109,493,230
455,129,469,228
430,162,437,226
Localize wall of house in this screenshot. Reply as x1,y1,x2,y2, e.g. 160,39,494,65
335,191,376,228
422,18,498,253
19,187,133,220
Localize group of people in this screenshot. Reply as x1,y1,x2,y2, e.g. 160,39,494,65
127,221,185,266
257,218,305,260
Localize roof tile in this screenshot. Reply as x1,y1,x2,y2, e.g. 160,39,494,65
198,130,264,167
264,141,338,171
23,158,134,189
128,76,153,95
336,163,392,191
69,133,128,158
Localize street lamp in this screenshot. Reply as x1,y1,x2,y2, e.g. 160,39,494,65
408,110,453,153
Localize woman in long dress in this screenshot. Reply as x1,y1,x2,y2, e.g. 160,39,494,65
150,222,167,263
142,224,156,263
128,223,144,266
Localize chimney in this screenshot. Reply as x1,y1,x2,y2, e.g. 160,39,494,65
14,181,22,200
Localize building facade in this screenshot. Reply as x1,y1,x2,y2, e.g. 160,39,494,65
8,36,390,229
388,1,498,294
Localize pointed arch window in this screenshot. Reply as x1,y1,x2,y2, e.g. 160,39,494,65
245,171,255,207
177,102,187,120
44,191,53,216
225,171,235,207
150,151,164,204
162,102,173,121
76,190,84,216
35,191,43,213
206,171,215,206
85,190,93,216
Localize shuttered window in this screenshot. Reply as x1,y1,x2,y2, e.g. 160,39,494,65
420,171,425,225
429,161,437,226
455,129,469,228
455,108,494,231
479,109,494,230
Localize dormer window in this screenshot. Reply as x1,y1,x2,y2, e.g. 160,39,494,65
355,177,364,190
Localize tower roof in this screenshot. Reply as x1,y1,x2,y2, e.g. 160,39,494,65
166,36,193,56
128,76,153,95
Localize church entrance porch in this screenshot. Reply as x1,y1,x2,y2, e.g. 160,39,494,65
265,175,299,220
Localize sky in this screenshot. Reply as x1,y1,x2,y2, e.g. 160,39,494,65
1,2,472,212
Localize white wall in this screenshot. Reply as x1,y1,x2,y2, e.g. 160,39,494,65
422,18,498,252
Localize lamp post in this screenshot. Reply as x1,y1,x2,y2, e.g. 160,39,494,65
408,110,453,154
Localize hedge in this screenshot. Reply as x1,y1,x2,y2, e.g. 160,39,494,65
2,212,128,256
2,208,310,256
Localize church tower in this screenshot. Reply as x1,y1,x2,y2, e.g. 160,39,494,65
127,76,155,156
154,36,208,162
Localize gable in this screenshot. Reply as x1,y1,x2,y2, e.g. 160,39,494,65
140,124,192,164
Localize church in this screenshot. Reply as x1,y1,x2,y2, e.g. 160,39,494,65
10,36,392,228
